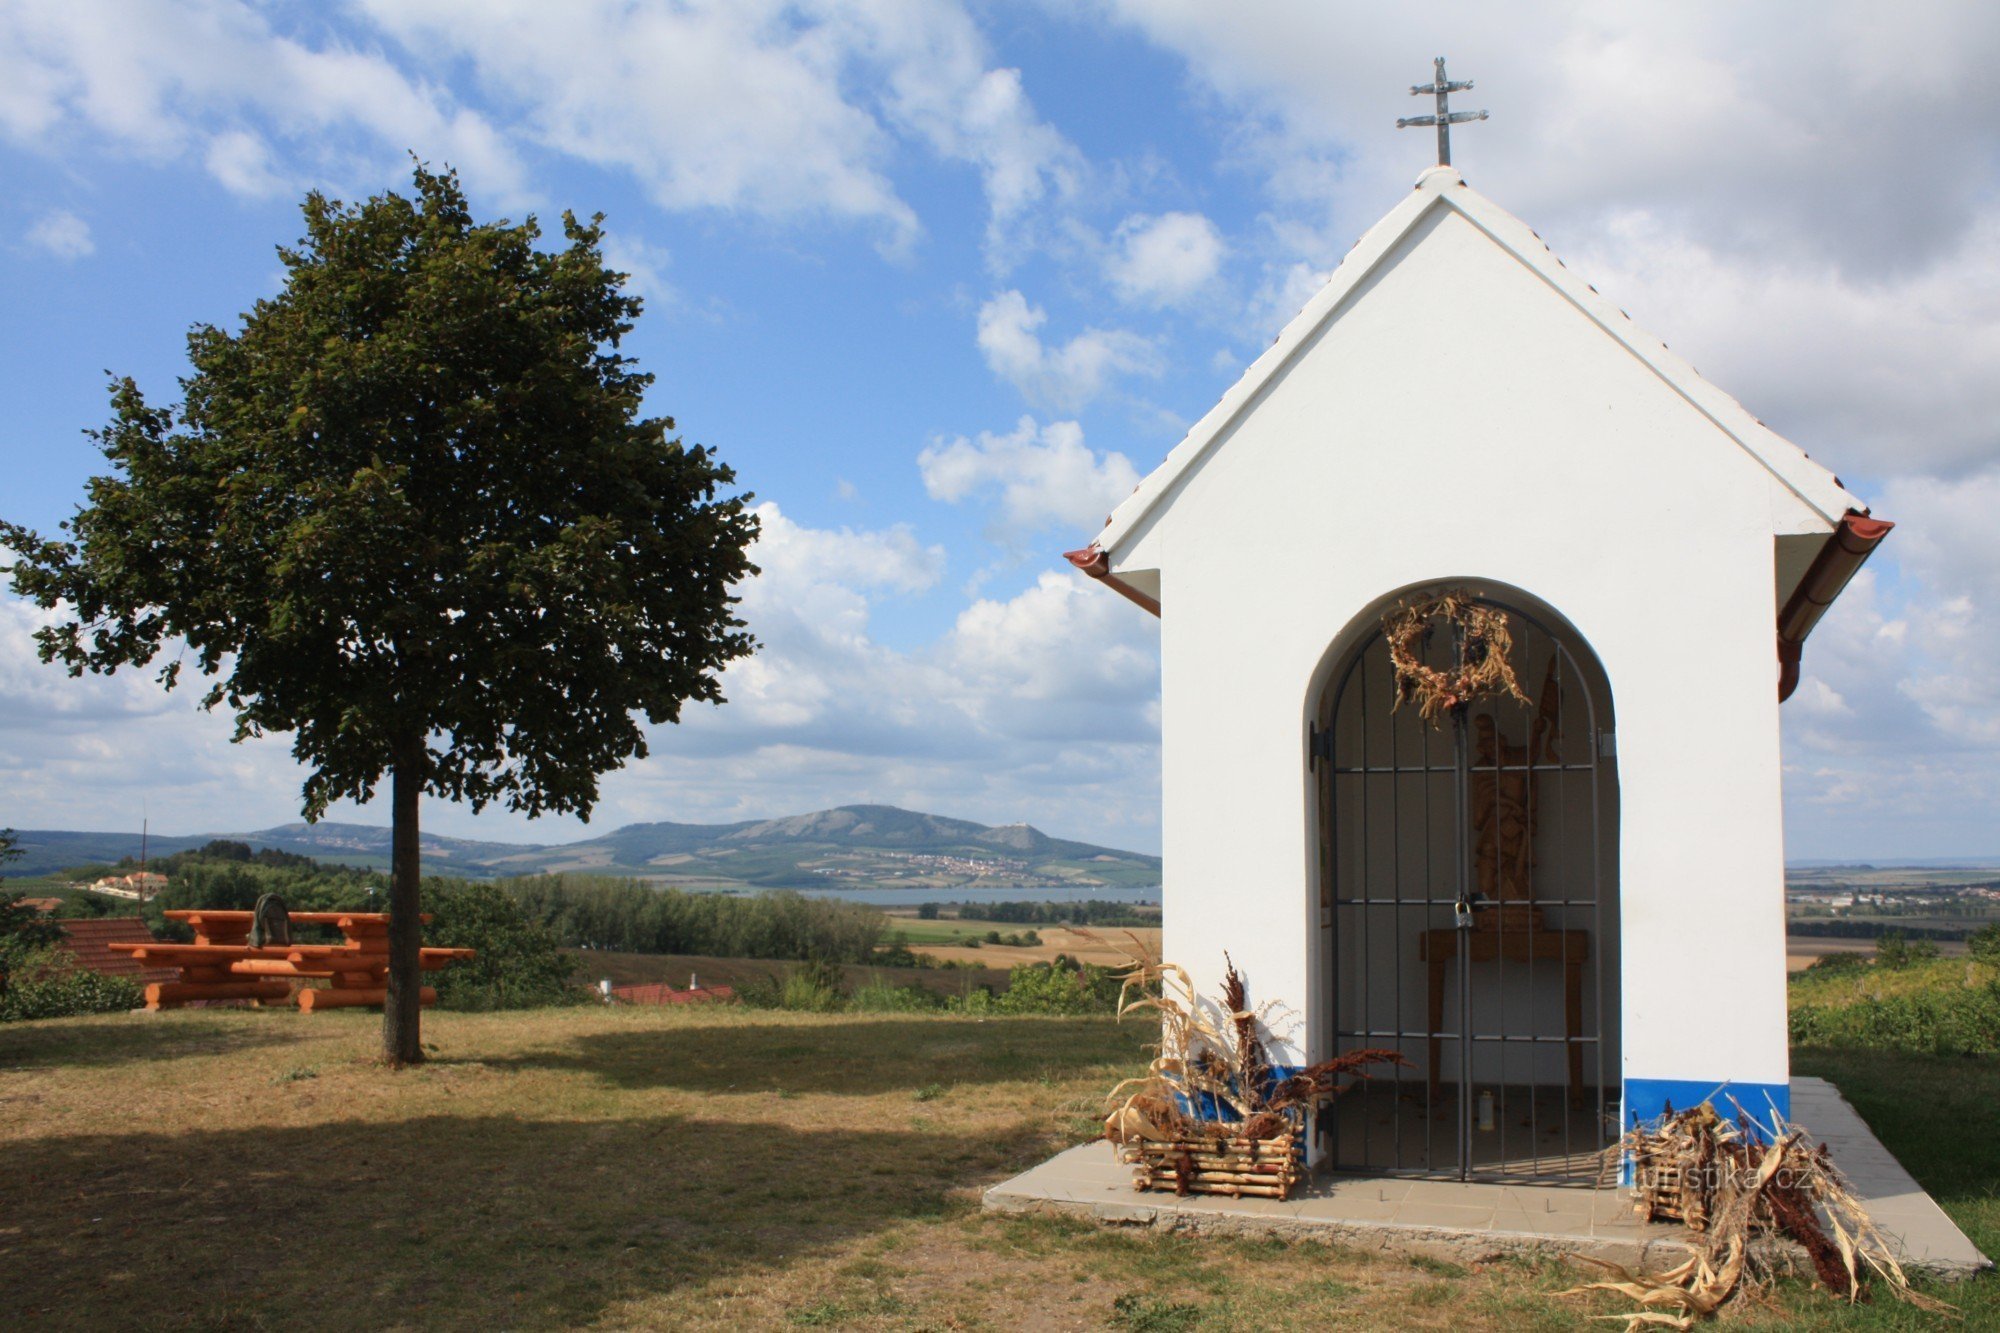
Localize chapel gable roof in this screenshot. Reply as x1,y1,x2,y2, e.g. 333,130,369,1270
1087,166,1866,569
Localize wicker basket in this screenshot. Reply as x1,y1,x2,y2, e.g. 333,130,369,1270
1118,1131,1303,1200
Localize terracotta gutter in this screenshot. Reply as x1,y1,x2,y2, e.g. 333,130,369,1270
1064,545,1161,618
1776,510,1894,702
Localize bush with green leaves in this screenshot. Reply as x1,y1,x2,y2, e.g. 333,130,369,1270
1790,980,2000,1057
0,946,143,1022
1969,923,2000,967
955,957,1122,1016
1800,951,1870,978
848,979,945,1013
0,892,70,1008
1874,931,1941,970
741,958,849,1012
420,879,586,1011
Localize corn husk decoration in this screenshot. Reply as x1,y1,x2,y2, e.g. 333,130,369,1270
1560,1102,1954,1329
1382,592,1531,722
1100,948,1404,1200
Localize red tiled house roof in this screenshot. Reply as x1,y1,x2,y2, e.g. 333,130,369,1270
57,918,178,985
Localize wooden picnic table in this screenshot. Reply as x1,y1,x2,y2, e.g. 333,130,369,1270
110,910,473,1012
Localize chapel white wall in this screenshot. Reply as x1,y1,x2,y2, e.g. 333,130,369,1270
1143,204,1791,1098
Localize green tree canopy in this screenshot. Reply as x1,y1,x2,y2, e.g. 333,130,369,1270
2,164,759,1061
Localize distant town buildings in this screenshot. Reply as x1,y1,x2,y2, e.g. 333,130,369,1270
90,872,168,898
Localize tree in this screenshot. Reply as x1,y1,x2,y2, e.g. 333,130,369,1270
2,165,759,1064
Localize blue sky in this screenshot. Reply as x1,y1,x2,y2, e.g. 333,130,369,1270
4,2,1999,859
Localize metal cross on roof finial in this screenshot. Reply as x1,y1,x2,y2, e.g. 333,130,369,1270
1397,56,1487,167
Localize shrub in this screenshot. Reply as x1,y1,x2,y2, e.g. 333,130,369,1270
849,980,944,1013
0,947,143,1022
422,879,587,1011
1802,951,1870,977
1969,923,2000,967
1789,980,2000,1057
985,958,1122,1015
742,959,849,1012
1875,931,1941,970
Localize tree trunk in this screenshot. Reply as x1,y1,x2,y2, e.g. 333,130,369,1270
382,744,425,1066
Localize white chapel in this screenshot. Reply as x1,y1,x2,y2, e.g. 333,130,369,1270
1065,162,1891,1179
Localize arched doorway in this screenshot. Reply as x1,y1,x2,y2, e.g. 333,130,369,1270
1310,588,1621,1184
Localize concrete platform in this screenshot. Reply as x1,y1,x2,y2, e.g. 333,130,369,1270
983,1076,1989,1278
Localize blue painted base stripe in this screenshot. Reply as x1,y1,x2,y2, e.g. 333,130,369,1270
1623,1078,1790,1135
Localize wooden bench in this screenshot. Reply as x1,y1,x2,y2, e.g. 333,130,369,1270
109,911,473,1011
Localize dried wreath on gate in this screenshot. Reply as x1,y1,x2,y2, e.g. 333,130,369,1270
1382,592,1530,723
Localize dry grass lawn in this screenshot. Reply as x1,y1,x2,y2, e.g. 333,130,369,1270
0,1005,1982,1330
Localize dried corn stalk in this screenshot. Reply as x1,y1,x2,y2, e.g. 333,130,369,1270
1099,950,1403,1198
1561,1102,1954,1329
1382,593,1530,723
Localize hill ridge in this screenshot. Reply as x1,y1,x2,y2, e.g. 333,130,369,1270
5,803,1161,890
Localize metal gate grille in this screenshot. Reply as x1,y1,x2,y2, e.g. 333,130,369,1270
1316,599,1615,1183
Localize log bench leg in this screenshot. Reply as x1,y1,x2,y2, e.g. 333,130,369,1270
144,980,292,1010
297,986,435,1012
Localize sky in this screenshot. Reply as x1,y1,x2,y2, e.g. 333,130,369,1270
2,1,1997,859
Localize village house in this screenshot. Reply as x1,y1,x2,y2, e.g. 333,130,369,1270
1065,163,1888,1182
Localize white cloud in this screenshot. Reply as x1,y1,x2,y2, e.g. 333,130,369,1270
0,0,529,202
600,233,675,306
358,0,915,247
357,0,1082,261
941,571,1160,736
976,289,1162,411
23,208,91,258
746,501,944,601
1087,4,2000,473
1777,484,2000,856
816,0,1083,263
593,503,1161,843
1558,209,2000,481
202,128,287,198
1107,210,1225,307
919,415,1140,542
0,597,344,833
0,502,1164,848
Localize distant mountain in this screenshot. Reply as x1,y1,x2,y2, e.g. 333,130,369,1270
4,804,1162,890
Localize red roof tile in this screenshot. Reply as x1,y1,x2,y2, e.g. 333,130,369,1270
57,918,177,984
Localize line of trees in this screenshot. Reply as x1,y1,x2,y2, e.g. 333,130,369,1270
1788,920,1983,942
501,875,885,963
967,900,1159,927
